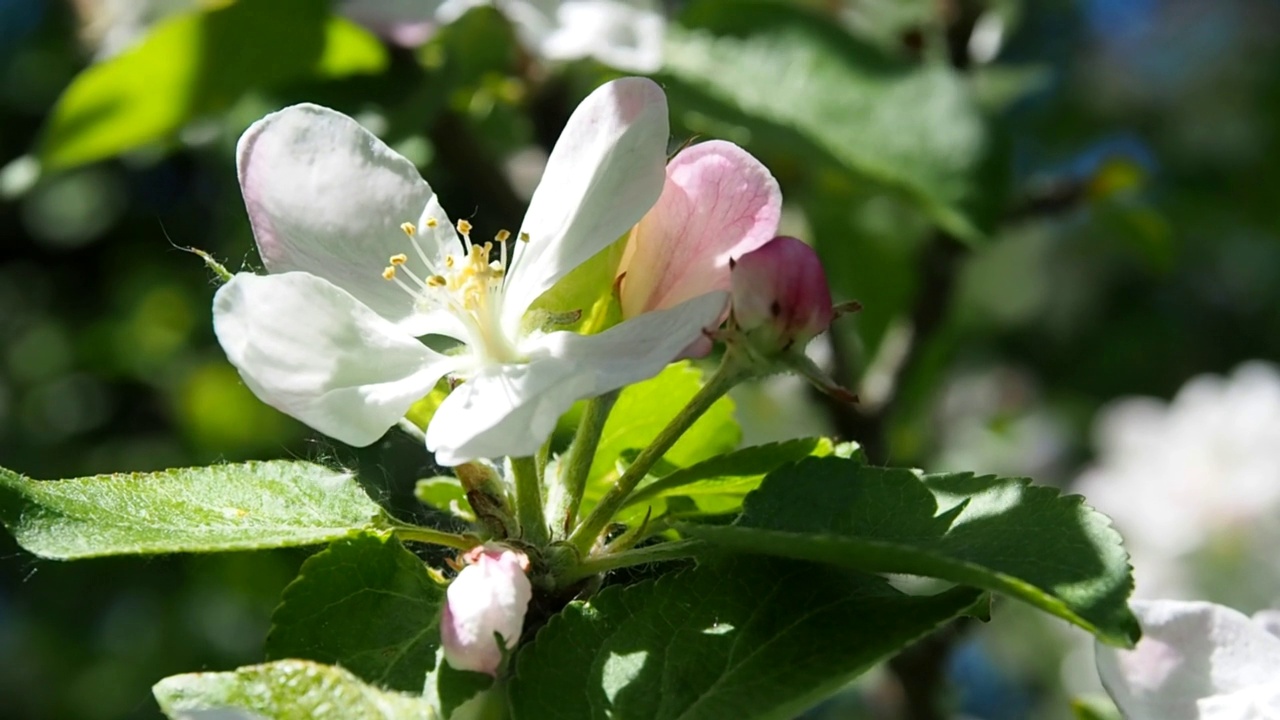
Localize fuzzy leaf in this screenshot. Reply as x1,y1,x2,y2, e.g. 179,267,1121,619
509,555,983,720
684,457,1140,646
0,461,383,559
266,533,444,692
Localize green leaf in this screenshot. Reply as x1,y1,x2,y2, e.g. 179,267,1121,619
423,650,493,718
415,476,475,521
664,0,990,241
0,461,383,559
683,457,1140,646
581,363,740,510
618,438,834,524
508,556,984,720
266,533,445,692
39,0,385,170
1071,696,1123,720
154,659,436,720
528,235,627,335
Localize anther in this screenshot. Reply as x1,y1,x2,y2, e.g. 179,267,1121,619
382,267,397,280
400,222,416,236
457,219,472,235
495,229,511,242
426,218,438,228
428,275,447,287
389,253,408,266
445,256,455,268
519,232,530,242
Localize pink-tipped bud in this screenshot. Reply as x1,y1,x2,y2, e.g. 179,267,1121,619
730,236,834,352
441,545,532,676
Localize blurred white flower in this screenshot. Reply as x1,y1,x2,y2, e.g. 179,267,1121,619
79,0,666,72
1074,362,1280,601
1095,599,1280,720
352,0,666,71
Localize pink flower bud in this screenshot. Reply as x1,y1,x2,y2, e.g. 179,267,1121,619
730,236,834,352
441,545,532,676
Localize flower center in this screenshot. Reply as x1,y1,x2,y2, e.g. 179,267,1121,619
381,218,528,365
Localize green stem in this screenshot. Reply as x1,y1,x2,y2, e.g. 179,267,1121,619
568,355,752,554
561,539,707,584
510,456,549,546
388,522,479,551
552,391,619,536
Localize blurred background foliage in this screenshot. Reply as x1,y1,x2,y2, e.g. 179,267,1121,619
2,0,1279,718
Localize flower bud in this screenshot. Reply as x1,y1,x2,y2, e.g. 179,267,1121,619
441,545,532,676
730,236,834,352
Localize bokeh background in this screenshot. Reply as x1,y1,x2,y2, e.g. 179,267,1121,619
2,0,1279,718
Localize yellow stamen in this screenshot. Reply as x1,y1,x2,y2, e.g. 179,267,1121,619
457,219,472,235
519,232,530,242
426,218,438,228
445,256,455,268
495,229,511,242
427,275,447,287
389,253,408,266
382,266,397,280
400,222,416,236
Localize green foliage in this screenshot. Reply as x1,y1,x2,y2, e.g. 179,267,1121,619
528,236,627,335
415,476,474,521
581,363,740,509
508,555,984,720
153,659,436,720
39,0,385,170
619,437,835,524
665,0,990,241
684,457,1140,645
423,652,494,717
1071,696,1124,720
266,533,445,692
0,461,383,559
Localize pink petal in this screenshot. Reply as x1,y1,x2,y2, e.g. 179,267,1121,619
617,140,781,318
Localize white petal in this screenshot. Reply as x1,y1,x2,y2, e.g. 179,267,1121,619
539,1,666,73
1096,600,1280,720
428,359,594,465
541,290,729,391
501,77,669,336
213,272,459,447
237,104,458,333
428,290,726,464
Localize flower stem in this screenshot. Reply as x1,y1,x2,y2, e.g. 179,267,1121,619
550,391,619,537
510,456,549,546
561,539,708,584
387,522,479,551
567,355,752,555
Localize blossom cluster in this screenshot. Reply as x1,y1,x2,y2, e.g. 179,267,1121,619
215,77,845,675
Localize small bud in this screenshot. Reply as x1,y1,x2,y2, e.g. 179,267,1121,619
730,236,834,352
441,545,532,676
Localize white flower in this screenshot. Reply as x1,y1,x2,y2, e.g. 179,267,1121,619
441,545,533,676
1096,599,1280,720
213,77,728,464
346,0,666,71
1074,361,1280,600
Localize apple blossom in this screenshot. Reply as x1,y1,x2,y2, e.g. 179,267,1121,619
442,545,533,676
1074,362,1280,602
1096,599,1280,720
213,77,728,465
616,140,781,356
342,0,665,70
730,236,835,352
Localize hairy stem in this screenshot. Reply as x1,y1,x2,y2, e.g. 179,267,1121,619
562,539,707,584
510,456,549,546
387,522,479,551
568,356,751,555
551,391,619,537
